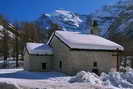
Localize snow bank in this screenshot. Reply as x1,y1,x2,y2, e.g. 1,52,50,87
69,71,102,85
0,60,23,69
121,69,133,84
0,68,23,74
0,81,20,89
69,70,133,89
100,72,133,88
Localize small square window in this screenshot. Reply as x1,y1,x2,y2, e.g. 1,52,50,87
93,62,97,67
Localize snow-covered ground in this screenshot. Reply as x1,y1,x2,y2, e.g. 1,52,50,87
0,68,133,89
0,60,23,69
0,58,132,89
0,69,103,89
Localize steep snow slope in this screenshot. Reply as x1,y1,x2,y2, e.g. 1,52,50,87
54,10,82,27
37,10,90,34
89,0,133,36
36,7,121,35
36,14,53,30
36,7,122,35
90,5,123,35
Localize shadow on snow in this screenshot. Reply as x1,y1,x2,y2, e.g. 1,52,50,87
0,70,66,80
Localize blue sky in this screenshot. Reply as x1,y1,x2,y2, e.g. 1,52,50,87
0,0,117,22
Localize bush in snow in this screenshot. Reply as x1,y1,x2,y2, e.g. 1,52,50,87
69,71,102,85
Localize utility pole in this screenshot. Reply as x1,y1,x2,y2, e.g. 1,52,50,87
112,48,120,72
116,48,120,72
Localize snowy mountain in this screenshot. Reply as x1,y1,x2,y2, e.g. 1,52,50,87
36,14,53,30
36,8,121,35
107,1,133,36
102,0,133,52
36,6,124,35
36,10,90,34
36,0,133,35
94,0,133,36
90,5,124,36
53,10,82,27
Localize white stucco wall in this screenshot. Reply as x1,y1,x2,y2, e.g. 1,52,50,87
24,51,31,71
30,55,52,72
24,49,53,72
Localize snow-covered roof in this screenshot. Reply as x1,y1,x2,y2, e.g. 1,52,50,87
26,43,53,55
54,31,124,51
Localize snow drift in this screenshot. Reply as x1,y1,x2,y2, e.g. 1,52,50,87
70,70,133,89
0,81,20,89
69,71,102,85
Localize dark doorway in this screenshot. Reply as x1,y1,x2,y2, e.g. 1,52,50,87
42,63,47,71
93,61,97,67
92,61,99,75
59,61,62,69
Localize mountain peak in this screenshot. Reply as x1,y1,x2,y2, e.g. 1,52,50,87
37,10,90,33
55,10,71,15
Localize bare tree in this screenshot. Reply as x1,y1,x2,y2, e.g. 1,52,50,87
0,15,9,67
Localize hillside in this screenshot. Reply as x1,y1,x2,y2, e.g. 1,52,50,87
105,0,133,52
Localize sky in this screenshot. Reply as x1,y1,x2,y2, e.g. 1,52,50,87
0,0,118,22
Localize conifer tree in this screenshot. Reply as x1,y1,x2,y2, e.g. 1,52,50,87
90,20,101,35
